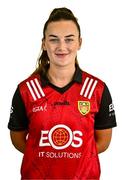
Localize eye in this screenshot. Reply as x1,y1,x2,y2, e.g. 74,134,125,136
49,39,59,43
65,38,74,43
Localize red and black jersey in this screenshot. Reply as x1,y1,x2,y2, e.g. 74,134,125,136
8,67,116,180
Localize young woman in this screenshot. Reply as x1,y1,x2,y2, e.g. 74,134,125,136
8,7,117,180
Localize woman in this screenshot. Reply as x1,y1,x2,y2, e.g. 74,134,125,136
8,7,117,180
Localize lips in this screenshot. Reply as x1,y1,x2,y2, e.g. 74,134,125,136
55,53,68,58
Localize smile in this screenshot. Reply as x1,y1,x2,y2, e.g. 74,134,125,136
55,53,69,58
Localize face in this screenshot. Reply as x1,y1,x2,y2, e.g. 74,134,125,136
42,20,82,68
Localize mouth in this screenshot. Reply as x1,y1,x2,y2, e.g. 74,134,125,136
55,53,69,58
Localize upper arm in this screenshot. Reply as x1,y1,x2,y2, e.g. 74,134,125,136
10,130,28,153
94,84,116,153
10,130,28,144
95,128,112,153
8,86,29,131
8,86,29,153
95,84,117,130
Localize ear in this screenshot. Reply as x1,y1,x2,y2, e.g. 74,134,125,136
42,39,46,50
78,37,82,50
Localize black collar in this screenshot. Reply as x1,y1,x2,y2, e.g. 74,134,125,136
40,66,82,87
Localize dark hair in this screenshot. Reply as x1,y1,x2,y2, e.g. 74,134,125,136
33,7,81,75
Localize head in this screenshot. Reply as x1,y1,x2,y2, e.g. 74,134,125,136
34,7,82,75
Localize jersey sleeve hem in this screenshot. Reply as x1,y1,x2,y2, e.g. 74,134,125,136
8,124,28,131
95,122,117,130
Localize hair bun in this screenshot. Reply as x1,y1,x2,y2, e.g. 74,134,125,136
49,7,74,18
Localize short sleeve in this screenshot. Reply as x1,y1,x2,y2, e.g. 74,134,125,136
94,84,117,130
8,86,29,131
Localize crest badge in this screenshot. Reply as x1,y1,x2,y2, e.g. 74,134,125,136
78,101,90,115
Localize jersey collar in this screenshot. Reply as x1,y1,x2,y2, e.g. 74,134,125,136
40,66,82,87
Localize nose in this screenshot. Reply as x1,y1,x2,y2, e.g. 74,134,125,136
57,40,66,51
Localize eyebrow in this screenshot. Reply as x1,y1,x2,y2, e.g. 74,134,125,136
49,34,75,38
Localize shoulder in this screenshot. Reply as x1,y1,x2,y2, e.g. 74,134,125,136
78,69,106,101
18,73,44,101
18,74,42,93
81,70,105,89
18,74,41,95
19,74,41,87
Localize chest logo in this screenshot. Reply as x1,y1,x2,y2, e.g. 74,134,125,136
39,124,83,150
78,101,90,115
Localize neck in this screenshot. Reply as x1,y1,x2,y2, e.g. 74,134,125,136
47,64,76,87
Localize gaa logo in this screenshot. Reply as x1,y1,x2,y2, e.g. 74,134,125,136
39,124,83,150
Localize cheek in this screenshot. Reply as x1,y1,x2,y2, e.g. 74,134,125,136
70,44,80,52
46,46,56,59
71,41,80,49
46,44,56,52
45,46,54,55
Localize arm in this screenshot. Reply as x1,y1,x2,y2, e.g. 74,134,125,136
10,130,28,154
95,128,112,154
8,87,29,154
94,84,116,153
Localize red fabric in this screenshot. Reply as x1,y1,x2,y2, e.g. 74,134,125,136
19,72,104,180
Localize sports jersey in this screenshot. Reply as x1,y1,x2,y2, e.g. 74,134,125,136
8,67,116,180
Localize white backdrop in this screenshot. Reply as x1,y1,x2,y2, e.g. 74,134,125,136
0,0,124,179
